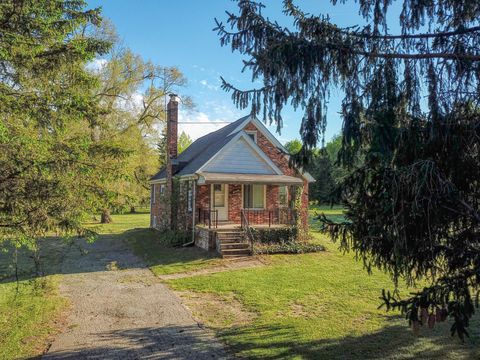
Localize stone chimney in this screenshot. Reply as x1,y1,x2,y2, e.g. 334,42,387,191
166,94,178,229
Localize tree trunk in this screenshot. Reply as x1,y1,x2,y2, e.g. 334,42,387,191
100,208,112,224
130,206,136,213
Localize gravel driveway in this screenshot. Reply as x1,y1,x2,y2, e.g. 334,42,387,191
43,235,228,359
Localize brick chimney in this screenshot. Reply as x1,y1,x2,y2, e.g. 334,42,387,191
167,94,179,159
166,94,178,228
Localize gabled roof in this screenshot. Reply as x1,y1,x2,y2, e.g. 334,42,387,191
150,114,315,183
150,115,251,181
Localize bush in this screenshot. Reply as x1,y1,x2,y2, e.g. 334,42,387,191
253,242,325,255
250,227,297,244
153,229,192,246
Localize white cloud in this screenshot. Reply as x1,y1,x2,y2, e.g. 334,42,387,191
178,111,229,140
115,91,145,113
199,79,220,91
86,58,107,72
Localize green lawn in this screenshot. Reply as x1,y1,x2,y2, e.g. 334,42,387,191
165,207,479,359
123,227,221,276
2,210,478,359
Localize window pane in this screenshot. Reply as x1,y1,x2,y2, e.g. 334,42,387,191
253,185,264,208
243,185,252,208
279,186,287,206
213,184,225,207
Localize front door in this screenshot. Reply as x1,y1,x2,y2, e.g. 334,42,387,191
211,184,228,221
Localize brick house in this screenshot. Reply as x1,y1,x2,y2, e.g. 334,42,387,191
150,95,315,257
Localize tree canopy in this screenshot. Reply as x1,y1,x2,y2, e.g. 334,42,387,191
0,0,119,273
284,139,302,155
217,0,480,339
91,41,190,218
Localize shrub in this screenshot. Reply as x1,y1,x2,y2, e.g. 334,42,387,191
143,228,190,247
250,227,297,244
253,242,325,255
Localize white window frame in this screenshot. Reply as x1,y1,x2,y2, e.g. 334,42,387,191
242,184,266,210
160,184,165,195
153,215,157,227
245,130,257,143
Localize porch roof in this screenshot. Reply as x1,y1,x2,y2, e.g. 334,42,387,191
197,172,304,185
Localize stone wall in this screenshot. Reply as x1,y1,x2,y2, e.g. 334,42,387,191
151,180,194,231
150,183,170,229
195,227,216,251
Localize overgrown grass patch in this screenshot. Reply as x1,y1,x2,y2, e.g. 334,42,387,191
0,277,68,360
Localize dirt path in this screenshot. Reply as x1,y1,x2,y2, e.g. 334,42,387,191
43,235,228,359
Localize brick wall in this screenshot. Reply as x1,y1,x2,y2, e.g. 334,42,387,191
228,184,242,223
244,122,309,230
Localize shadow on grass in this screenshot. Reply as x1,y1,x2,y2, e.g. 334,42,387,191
40,324,226,359
220,320,479,360
33,321,479,359
0,228,217,284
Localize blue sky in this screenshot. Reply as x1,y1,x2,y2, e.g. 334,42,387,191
86,0,398,144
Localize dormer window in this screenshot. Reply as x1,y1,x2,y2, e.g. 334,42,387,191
245,130,257,143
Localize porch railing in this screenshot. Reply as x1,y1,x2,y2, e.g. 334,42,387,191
197,208,218,229
240,208,296,228
241,209,255,254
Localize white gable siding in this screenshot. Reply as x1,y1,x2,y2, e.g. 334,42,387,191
203,137,276,174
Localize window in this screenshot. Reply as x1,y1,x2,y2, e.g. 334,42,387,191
160,184,165,195
243,184,265,209
213,184,225,207
153,215,157,227
279,186,288,207
151,184,156,204
245,131,257,143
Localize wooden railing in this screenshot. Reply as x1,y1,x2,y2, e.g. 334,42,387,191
241,208,296,227
197,208,218,229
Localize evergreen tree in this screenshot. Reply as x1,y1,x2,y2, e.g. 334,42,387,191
0,0,120,274
216,0,480,338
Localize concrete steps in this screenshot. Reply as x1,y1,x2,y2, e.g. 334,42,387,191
216,230,251,258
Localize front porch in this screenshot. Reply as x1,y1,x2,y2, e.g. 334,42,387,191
196,208,297,229
191,173,307,256
194,176,302,229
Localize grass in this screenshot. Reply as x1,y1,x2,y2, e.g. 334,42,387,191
2,209,478,359
86,212,221,276
123,228,221,276
164,206,479,359
0,230,75,360
0,211,154,360
84,209,152,234
0,276,68,360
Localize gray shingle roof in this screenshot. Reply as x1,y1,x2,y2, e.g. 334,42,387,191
150,115,250,181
